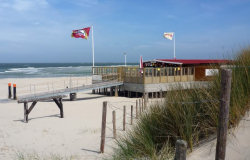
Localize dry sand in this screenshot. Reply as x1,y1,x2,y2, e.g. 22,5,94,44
188,113,250,160
0,77,138,159
1,77,249,160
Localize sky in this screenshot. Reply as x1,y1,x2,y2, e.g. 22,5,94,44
0,0,250,63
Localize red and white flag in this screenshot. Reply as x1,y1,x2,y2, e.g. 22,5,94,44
163,32,174,40
71,27,90,39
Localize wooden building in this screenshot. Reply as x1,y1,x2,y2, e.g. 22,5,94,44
92,59,228,98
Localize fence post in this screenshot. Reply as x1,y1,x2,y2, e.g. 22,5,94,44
100,101,107,153
131,105,133,125
123,105,126,131
112,110,116,139
215,69,232,160
141,98,144,112
136,100,138,118
139,99,141,115
174,140,187,160
144,93,147,109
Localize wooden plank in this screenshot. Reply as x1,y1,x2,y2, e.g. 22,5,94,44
215,69,232,160
18,95,66,103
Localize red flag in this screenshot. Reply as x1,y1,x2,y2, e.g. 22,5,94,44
71,27,90,39
139,56,143,69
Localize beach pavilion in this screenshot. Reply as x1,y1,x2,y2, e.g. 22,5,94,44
92,59,229,98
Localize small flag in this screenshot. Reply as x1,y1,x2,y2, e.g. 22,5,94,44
71,27,90,39
163,32,174,40
139,56,143,74
139,56,143,69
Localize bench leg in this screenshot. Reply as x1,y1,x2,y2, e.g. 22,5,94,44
53,98,64,118
24,102,28,123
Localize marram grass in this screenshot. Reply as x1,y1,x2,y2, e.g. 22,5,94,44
111,48,250,160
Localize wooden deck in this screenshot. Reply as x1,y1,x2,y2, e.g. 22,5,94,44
18,80,123,123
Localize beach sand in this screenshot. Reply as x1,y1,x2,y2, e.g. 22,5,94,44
0,77,138,159
1,77,249,160
187,112,250,160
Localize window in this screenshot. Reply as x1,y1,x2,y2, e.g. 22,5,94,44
176,67,181,76
161,68,164,76
157,68,160,76
149,68,152,76
164,68,168,76
190,67,194,75
145,69,149,77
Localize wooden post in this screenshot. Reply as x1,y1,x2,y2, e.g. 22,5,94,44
110,87,113,96
131,105,133,125
13,84,17,100
24,102,28,123
123,105,126,131
139,99,141,114
144,93,147,109
141,98,144,112
112,111,116,139
100,101,107,153
8,83,12,99
174,139,187,160
115,86,118,97
215,69,232,160
53,98,64,118
136,100,138,118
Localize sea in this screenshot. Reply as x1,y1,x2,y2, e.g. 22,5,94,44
0,63,137,78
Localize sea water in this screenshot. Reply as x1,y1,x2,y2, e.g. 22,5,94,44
0,63,137,78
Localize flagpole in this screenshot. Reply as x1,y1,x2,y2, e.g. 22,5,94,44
91,25,95,67
174,32,176,59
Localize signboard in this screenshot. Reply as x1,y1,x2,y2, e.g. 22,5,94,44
205,69,218,76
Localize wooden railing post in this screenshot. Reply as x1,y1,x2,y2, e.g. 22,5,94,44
123,105,126,131
174,140,187,160
215,69,232,160
112,111,116,139
100,101,107,153
131,105,133,125
139,99,141,115
136,100,138,118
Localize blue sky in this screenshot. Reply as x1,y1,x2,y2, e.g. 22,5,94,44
0,0,250,63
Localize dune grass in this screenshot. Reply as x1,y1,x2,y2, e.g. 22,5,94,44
15,151,78,160
111,48,250,160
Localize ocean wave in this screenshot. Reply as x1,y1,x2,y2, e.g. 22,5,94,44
4,67,44,74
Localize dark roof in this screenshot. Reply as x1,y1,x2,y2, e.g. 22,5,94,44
155,59,229,65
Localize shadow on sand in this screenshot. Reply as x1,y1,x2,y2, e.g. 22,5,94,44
13,114,61,122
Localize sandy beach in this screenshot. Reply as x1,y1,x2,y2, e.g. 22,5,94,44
0,77,250,160
0,77,138,159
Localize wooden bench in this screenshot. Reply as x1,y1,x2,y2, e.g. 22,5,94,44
18,94,67,123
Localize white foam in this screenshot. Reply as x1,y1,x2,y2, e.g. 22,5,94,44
4,67,43,74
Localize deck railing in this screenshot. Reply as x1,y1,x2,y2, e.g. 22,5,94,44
92,66,195,84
